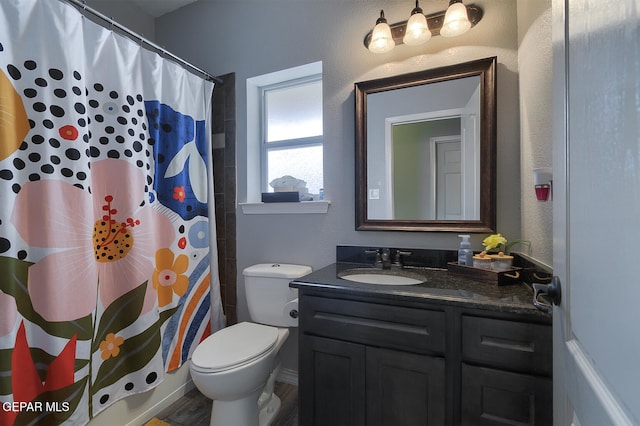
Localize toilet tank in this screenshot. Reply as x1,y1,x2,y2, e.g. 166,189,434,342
243,263,312,327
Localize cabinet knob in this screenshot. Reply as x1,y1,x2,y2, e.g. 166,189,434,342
289,309,299,319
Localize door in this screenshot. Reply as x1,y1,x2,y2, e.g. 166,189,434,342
366,347,445,426
434,137,463,220
552,0,640,424
299,334,366,426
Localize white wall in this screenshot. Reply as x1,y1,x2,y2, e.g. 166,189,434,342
517,0,553,267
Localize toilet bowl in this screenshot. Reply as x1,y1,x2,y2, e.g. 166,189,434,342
190,263,311,426
190,322,289,426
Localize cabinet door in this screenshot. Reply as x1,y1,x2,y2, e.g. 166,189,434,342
299,334,366,426
461,364,552,425
366,347,446,426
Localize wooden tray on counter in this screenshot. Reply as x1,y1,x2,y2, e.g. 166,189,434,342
447,262,523,286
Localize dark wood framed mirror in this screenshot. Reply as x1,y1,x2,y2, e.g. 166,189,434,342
355,57,497,232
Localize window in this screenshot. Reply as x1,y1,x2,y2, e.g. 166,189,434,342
262,77,323,196
246,62,323,203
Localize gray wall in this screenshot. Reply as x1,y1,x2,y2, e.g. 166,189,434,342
86,0,156,40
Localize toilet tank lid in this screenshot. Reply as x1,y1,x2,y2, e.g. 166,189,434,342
243,263,312,279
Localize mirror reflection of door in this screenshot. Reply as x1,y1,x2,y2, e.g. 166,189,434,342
433,136,462,220
389,116,462,220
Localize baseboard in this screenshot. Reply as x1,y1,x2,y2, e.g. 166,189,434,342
276,368,298,386
125,379,196,426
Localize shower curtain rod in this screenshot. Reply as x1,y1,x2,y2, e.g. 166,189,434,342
62,0,222,84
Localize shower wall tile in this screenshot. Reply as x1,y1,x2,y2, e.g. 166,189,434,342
212,149,225,194
224,122,236,166
212,72,236,326
224,166,236,211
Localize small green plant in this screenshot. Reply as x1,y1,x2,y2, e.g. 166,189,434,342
482,233,531,255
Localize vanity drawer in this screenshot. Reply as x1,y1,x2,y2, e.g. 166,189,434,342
300,295,445,355
461,364,552,426
462,315,552,376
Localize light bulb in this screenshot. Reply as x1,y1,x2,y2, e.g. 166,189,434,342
441,1,471,37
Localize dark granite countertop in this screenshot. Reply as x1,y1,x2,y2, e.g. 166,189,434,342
291,262,551,318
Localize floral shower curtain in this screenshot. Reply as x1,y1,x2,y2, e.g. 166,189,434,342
0,0,224,424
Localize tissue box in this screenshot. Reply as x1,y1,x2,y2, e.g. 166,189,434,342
261,192,299,203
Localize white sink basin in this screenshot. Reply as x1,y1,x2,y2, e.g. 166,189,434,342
338,269,426,286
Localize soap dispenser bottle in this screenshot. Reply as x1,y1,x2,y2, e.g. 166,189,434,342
458,235,473,266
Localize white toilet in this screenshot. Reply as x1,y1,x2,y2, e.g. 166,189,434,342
190,263,311,426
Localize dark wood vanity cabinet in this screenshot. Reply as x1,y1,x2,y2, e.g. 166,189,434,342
300,335,446,426
298,292,552,426
299,294,446,426
460,315,553,425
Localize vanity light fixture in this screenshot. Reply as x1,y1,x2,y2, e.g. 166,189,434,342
364,1,482,53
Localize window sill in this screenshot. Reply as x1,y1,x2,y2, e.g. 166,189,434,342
240,200,331,215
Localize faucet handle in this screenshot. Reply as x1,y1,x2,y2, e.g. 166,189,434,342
365,249,383,268
393,250,412,267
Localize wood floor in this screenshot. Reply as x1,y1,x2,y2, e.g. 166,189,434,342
155,382,298,426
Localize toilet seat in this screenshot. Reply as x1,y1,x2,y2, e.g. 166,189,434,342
191,322,278,373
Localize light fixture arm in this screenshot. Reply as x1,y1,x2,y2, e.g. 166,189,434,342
363,4,482,49
410,0,423,16
376,9,388,25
